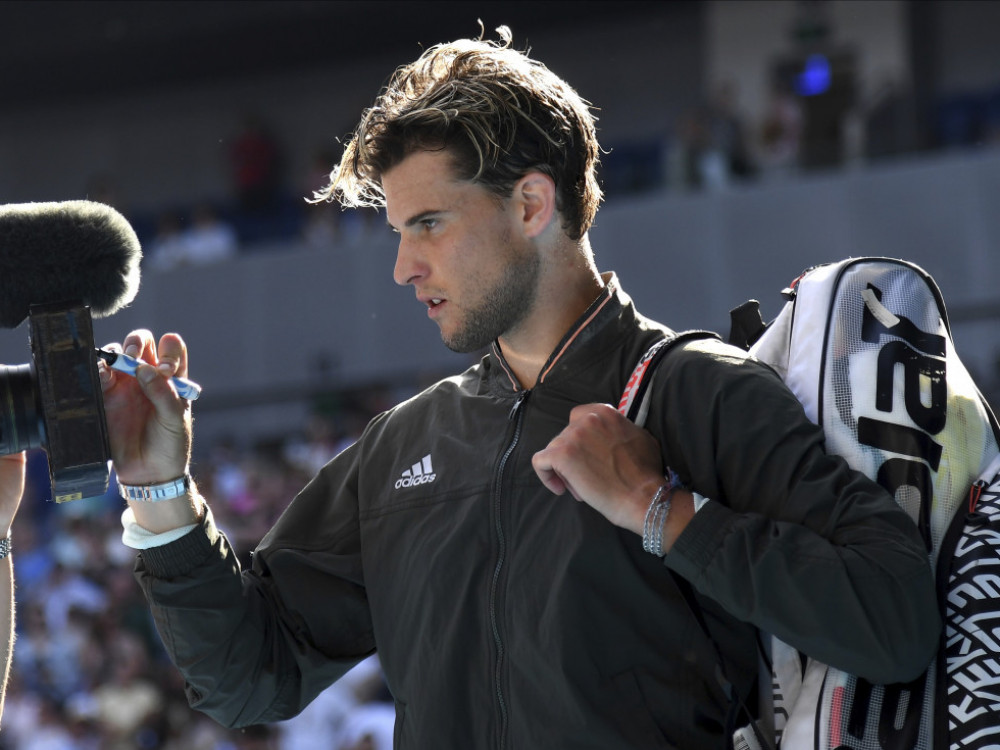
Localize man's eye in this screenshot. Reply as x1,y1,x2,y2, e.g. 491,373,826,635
422,218,438,230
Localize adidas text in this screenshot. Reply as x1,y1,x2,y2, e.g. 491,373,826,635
395,473,437,488
395,455,437,489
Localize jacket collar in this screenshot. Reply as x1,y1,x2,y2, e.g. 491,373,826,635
488,272,636,392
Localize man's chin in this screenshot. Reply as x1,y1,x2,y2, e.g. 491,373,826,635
442,337,478,355
440,328,491,355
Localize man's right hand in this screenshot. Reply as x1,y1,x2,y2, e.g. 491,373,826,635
100,329,202,532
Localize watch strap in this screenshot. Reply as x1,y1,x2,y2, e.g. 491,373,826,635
118,474,191,502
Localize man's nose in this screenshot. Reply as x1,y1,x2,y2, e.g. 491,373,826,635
393,236,425,286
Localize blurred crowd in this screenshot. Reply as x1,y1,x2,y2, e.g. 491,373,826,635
1,399,397,750
116,117,385,275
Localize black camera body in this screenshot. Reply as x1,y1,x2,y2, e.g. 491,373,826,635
0,304,112,502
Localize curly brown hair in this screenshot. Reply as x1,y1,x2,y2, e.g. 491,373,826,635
315,26,603,241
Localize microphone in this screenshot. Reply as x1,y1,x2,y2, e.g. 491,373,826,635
0,200,142,327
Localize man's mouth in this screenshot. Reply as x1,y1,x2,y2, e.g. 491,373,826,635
421,295,446,318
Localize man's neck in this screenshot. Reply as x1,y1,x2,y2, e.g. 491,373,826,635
497,265,605,387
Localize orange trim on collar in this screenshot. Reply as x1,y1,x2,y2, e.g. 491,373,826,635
492,341,521,391
538,291,613,384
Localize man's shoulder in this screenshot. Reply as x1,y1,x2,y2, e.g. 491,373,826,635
366,362,487,431
674,335,749,363
658,333,784,389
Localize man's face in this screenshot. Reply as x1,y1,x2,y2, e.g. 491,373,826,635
383,149,540,353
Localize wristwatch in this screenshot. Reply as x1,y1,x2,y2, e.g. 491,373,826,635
118,474,192,502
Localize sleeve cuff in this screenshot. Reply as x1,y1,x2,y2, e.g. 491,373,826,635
666,498,734,582
129,505,226,579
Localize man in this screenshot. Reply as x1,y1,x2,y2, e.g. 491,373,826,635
0,453,23,726
97,28,939,748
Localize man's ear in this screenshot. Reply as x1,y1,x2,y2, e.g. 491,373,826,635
514,171,557,239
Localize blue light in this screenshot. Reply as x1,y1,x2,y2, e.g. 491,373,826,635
795,54,831,97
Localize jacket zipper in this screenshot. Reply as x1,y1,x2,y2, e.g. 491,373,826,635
490,389,528,749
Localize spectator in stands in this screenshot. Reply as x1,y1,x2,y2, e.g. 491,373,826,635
145,211,189,271
300,150,340,249
183,203,239,263
669,86,754,192
148,204,238,271
283,415,342,477
704,81,755,182
668,106,711,190
89,623,163,743
276,655,388,750
230,114,282,213
758,80,804,177
339,702,395,750
300,202,339,249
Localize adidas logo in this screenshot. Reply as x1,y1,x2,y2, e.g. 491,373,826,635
395,454,437,489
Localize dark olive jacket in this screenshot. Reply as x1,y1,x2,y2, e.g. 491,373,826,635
135,275,940,749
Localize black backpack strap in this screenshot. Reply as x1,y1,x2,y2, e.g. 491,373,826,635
619,330,717,427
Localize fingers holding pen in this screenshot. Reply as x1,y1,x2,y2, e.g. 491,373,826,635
97,341,120,391
151,333,201,402
122,329,158,362
99,329,154,395
155,332,189,379
101,330,194,403
134,333,192,406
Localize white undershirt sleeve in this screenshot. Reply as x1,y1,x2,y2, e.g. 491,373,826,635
121,506,200,550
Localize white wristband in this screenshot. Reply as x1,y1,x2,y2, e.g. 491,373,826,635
118,474,191,502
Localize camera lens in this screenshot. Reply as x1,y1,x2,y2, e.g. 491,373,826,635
0,364,43,454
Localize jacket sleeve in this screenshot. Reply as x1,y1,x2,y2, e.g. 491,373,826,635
654,338,941,685
134,440,375,728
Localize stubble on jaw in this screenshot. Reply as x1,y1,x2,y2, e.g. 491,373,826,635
441,235,541,354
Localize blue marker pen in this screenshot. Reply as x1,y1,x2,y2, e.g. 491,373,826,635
96,349,202,401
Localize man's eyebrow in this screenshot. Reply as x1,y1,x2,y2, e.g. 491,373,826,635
407,209,445,228
387,210,440,230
